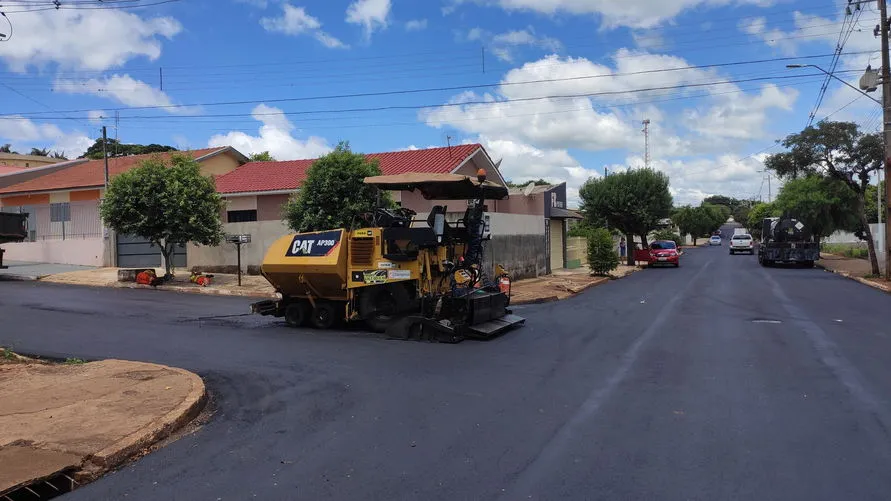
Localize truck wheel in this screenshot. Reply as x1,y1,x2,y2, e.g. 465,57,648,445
284,302,308,327
360,284,410,333
310,302,337,329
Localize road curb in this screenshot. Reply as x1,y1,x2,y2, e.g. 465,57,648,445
511,276,611,305
86,362,207,471
815,263,891,294
110,281,277,299
0,274,39,281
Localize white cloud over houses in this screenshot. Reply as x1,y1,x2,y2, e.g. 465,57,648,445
0,116,93,158
260,4,348,48
207,104,332,160
405,19,428,31
422,49,798,206
0,8,180,72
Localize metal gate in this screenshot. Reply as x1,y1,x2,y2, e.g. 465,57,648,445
116,234,186,268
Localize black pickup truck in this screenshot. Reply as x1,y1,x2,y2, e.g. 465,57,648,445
0,212,28,269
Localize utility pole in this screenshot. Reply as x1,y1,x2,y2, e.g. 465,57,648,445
102,126,109,190
881,0,891,279
642,119,651,169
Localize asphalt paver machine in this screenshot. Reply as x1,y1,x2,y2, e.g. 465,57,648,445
250,169,525,342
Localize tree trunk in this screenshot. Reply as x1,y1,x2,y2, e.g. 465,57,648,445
159,241,175,278
625,232,634,266
858,198,881,275
640,233,649,249
692,236,698,246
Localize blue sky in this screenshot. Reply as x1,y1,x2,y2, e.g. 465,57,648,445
0,0,882,205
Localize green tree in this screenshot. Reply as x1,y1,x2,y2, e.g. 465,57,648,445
99,154,224,277
579,168,672,265
0,144,14,154
765,121,883,275
586,227,620,276
773,175,860,240
652,229,683,248
29,147,49,156
505,178,550,188
672,205,722,245
82,138,178,160
865,180,885,224
747,202,778,239
249,151,275,162
702,195,755,224
283,142,391,232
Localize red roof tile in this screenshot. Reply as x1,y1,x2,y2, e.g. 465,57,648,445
0,166,26,176
215,144,482,194
0,148,230,195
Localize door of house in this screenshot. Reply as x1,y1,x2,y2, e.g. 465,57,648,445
548,219,564,271
116,234,186,268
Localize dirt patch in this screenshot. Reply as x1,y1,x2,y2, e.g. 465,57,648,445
0,356,206,497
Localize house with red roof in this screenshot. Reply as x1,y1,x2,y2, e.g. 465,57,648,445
0,146,249,267
213,143,504,223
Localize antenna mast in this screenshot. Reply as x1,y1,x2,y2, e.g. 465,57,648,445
642,119,651,169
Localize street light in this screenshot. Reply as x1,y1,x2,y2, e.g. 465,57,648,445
786,64,882,104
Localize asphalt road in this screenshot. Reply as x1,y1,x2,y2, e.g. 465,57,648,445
2,227,891,500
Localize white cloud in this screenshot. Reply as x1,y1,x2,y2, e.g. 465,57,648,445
405,19,428,31
87,111,104,124
53,74,189,113
463,26,562,62
0,116,93,157
684,84,798,140
346,0,391,39
261,4,348,48
207,104,332,160
445,0,775,29
738,17,799,55
631,153,770,205
0,9,180,72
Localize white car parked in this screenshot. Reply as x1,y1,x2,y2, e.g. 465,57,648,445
729,233,754,254
708,235,722,246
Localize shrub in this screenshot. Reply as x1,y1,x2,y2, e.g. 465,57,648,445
651,229,683,248
587,228,620,276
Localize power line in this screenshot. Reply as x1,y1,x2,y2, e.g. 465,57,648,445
0,0,181,13
1,53,873,117
1,71,860,122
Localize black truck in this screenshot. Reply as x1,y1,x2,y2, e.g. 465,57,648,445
0,212,28,269
758,216,820,267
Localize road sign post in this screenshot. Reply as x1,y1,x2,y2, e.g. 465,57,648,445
225,234,251,286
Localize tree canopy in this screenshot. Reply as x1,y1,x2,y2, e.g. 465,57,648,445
99,154,224,277
671,204,724,245
764,121,883,274
702,195,754,224
746,202,778,239
505,178,551,188
0,144,15,154
82,138,178,160
283,142,392,233
579,168,672,264
773,175,860,240
248,151,276,162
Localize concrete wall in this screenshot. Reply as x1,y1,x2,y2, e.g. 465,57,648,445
1,238,105,266
258,194,290,220
199,152,242,177
187,220,290,273
187,212,549,278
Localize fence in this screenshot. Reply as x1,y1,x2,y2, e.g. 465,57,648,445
2,201,102,241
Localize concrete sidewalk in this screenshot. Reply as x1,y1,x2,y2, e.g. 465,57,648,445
0,261,96,281
0,357,206,496
34,264,642,304
817,253,890,293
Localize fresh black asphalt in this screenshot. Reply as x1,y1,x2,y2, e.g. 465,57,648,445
2,227,890,500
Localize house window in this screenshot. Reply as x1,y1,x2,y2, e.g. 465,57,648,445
50,202,70,222
227,209,258,223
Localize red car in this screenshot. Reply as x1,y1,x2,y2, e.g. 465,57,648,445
647,240,680,267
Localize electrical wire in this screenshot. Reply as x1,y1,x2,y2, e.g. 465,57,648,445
1,52,872,117
0,0,181,13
